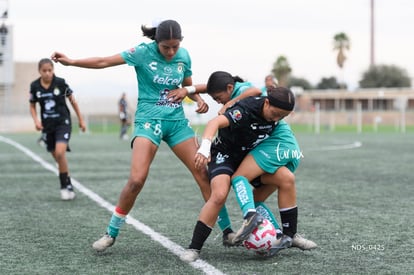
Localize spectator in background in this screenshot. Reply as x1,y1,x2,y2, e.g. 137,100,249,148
119,92,131,140
261,74,278,95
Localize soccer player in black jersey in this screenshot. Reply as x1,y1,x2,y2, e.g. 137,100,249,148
29,58,86,200
181,86,295,262
118,92,131,140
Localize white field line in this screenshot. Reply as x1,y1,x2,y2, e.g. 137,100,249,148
0,135,225,275
307,141,362,151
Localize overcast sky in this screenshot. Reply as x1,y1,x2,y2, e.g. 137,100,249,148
2,0,414,97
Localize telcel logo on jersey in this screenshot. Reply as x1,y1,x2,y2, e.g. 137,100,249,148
153,74,182,86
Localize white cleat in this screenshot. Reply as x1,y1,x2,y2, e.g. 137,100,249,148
60,188,76,200
180,249,200,263
92,233,116,252
291,234,317,250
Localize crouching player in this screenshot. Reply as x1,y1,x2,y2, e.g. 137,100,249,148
229,119,317,256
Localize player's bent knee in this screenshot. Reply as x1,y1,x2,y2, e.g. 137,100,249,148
210,193,227,207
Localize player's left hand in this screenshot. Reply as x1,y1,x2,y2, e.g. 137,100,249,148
79,120,87,132
194,153,209,170
167,88,187,103
195,100,209,114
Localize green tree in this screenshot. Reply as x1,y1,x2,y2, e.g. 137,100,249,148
333,32,350,88
359,64,412,88
288,76,313,90
271,55,291,87
316,76,341,89
333,32,350,68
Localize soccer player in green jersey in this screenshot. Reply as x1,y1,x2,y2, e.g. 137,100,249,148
52,19,221,252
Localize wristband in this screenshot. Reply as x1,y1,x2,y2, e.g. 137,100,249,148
197,138,212,158
184,86,196,95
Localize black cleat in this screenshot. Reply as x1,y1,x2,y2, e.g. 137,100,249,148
232,213,264,246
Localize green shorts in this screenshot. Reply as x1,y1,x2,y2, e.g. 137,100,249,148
249,120,303,174
133,118,195,147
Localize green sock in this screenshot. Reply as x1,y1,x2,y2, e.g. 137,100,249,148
107,213,126,238
231,176,256,218
255,201,281,230
217,205,232,232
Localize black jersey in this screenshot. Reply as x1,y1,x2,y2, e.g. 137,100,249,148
119,97,128,116
213,96,277,160
29,75,73,133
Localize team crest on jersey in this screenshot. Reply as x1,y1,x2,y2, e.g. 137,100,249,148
36,91,42,98
128,47,136,54
53,88,60,96
177,63,184,73
164,66,173,74
230,109,242,121
144,122,151,129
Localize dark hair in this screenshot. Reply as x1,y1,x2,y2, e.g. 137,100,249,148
38,58,53,70
206,71,244,95
267,86,295,111
141,20,182,42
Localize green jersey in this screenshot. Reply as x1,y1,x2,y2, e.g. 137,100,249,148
121,41,192,120
230,82,253,99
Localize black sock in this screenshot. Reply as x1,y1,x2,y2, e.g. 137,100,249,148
189,221,212,251
59,173,68,189
66,176,73,191
280,207,298,238
223,227,233,236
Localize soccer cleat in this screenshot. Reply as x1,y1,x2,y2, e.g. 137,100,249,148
232,213,264,246
222,232,240,247
291,234,317,250
60,188,76,200
92,233,116,252
180,249,200,263
264,234,293,257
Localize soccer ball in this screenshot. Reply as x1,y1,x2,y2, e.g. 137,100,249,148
243,219,277,252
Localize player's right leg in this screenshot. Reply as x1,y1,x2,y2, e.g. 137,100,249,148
181,175,231,262
231,175,264,245
172,136,235,245
53,142,76,201
93,137,158,252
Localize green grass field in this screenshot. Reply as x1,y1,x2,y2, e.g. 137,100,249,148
1,131,413,275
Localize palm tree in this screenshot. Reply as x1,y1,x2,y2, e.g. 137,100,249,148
271,55,291,87
333,32,350,88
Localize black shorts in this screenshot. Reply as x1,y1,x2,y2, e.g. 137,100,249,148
208,147,245,180
41,124,71,152
250,177,263,188
208,147,264,188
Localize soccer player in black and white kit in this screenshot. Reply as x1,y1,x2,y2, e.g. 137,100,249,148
29,58,86,200
118,92,130,140
181,86,295,261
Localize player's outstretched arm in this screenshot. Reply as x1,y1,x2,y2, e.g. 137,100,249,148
51,52,125,69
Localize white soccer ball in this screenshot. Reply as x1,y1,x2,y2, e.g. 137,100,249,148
243,219,277,252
